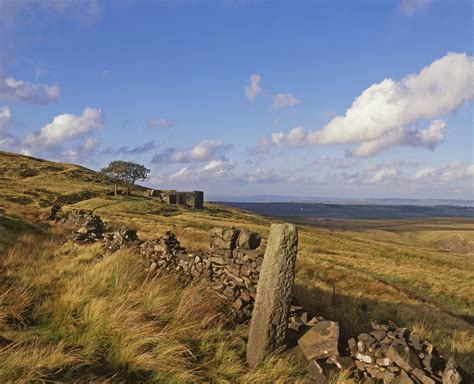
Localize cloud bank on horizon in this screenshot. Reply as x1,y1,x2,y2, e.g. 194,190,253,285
0,0,472,199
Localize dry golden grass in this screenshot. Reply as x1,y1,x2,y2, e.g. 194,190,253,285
1,150,473,379
0,227,304,382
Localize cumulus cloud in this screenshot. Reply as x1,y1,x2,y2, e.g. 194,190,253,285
23,107,103,148
349,119,447,157
148,118,174,129
367,167,400,184
244,74,262,103
412,162,474,183
103,141,157,155
400,0,431,17
153,159,235,184
253,52,473,157
62,137,99,162
152,140,231,164
271,92,300,110
0,105,12,131
0,76,60,104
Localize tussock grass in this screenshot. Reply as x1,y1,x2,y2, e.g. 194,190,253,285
1,151,473,379
0,228,305,382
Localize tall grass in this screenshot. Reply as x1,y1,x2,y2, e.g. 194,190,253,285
0,229,305,382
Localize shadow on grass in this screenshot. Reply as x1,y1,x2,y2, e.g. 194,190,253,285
292,283,474,373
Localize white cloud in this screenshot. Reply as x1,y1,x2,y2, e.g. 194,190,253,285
400,0,431,17
0,76,60,104
0,105,12,131
253,52,473,157
24,107,103,148
148,118,174,129
271,92,300,110
153,159,235,184
244,74,262,103
412,162,474,183
348,119,447,157
62,137,100,161
368,167,399,184
152,140,230,164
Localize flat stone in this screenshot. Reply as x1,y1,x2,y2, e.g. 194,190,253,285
297,321,340,360
307,360,327,384
347,337,357,354
246,223,298,368
383,371,396,384
326,355,355,371
372,330,388,341
392,370,415,384
442,357,466,384
386,343,422,371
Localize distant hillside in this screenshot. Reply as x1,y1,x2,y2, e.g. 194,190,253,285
0,151,145,208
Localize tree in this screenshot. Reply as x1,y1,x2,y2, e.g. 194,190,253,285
101,161,150,196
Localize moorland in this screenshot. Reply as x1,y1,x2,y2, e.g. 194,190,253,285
0,150,472,382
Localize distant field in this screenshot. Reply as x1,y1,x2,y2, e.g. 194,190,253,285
219,201,474,219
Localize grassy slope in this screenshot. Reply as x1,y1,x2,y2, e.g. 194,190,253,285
0,151,473,381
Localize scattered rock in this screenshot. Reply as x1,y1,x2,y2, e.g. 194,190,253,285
298,321,339,361
307,360,327,384
45,203,62,221
104,227,140,252
442,357,469,384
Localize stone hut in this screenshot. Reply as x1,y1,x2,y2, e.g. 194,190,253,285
148,189,203,209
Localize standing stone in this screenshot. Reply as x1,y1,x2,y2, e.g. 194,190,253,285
246,223,298,368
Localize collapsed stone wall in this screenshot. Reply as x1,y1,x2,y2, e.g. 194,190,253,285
48,205,470,383
140,227,263,320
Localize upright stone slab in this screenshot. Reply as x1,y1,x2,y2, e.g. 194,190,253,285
246,223,298,368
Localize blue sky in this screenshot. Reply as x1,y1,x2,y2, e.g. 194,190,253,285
0,0,472,199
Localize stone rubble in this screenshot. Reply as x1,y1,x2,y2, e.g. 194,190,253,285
49,205,471,382
45,203,62,221
287,307,471,384
66,210,106,243
104,227,140,252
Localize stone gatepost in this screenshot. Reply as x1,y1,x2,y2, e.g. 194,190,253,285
246,223,298,368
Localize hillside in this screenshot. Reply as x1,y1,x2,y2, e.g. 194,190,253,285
0,151,473,382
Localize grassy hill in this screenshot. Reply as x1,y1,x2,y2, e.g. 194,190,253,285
0,151,473,382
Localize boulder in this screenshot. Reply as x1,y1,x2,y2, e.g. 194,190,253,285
236,229,262,250
386,343,422,372
210,227,240,250
298,321,340,361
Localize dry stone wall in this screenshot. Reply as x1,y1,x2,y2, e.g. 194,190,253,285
140,227,264,320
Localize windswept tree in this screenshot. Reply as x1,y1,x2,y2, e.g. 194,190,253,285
101,160,150,196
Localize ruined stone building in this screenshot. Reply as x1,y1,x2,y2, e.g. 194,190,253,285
148,189,204,209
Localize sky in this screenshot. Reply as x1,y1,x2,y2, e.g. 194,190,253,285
0,0,472,200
